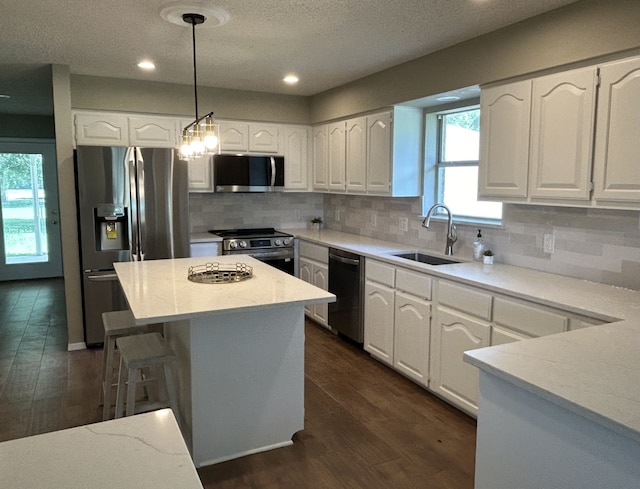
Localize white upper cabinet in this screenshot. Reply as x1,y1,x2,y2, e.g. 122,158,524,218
312,125,329,191
345,116,367,193
366,111,393,195
592,56,640,205
283,125,310,191
328,121,346,192
128,116,178,147
74,112,129,146
249,124,280,153
529,66,597,201
478,80,531,199
479,54,639,209
187,155,213,192
218,121,249,152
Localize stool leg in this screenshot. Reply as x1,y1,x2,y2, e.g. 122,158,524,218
115,356,127,418
102,337,116,420
125,366,138,417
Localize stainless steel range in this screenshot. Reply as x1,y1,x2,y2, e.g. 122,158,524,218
208,228,295,275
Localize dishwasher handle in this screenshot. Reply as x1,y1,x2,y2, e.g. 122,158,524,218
329,251,361,266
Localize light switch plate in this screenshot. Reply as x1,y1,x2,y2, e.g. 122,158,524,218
399,217,409,232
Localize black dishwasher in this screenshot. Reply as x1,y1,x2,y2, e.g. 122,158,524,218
328,248,364,344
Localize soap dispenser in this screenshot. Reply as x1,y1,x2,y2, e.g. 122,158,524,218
473,229,484,261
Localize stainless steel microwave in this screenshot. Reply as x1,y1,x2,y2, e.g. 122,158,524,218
213,154,285,192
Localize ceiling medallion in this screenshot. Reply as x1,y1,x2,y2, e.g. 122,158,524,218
160,2,230,28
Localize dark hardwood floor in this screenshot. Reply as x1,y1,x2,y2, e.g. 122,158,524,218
0,279,476,488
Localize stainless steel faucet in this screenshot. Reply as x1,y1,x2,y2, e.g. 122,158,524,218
422,204,457,255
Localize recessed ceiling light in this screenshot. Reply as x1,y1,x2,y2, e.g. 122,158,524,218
283,75,299,85
138,60,156,70
435,95,461,102
0,94,10,99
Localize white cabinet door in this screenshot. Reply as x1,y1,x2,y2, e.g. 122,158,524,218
187,155,213,192
364,281,395,366
74,112,128,146
394,291,430,386
312,125,329,191
128,116,177,147
478,80,532,199
219,121,249,152
249,124,280,153
298,257,313,316
312,263,329,326
529,66,597,201
430,307,489,416
345,116,367,193
283,125,309,190
366,111,392,195
328,121,346,192
593,56,640,204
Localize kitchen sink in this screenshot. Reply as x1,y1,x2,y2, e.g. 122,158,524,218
390,251,459,266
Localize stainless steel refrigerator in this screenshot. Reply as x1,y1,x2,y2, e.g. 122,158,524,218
74,146,190,346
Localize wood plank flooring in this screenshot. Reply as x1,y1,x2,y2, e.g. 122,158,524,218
0,279,476,488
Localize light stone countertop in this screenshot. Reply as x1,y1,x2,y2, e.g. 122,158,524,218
286,228,640,443
0,409,203,489
114,254,335,325
190,232,223,243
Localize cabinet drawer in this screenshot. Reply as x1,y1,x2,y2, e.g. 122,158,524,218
299,241,328,263
395,268,431,299
437,281,492,320
365,259,395,287
493,297,567,337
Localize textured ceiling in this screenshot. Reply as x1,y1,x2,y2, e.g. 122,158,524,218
0,0,579,115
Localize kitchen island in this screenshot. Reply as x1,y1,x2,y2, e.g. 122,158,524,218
114,255,335,467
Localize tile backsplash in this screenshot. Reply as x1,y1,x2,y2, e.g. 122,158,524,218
190,192,640,290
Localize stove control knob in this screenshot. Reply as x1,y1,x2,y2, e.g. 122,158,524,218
274,238,283,246
283,237,292,245
239,240,248,248
229,241,238,249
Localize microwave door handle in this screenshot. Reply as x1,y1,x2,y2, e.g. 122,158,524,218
126,148,139,261
270,156,276,189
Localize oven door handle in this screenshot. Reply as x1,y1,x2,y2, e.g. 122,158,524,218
227,250,293,260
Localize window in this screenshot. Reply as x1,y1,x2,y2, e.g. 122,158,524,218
425,106,502,223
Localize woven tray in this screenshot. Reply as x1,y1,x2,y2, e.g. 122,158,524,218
187,262,253,284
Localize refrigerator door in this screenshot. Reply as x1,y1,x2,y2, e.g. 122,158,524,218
136,148,190,260
82,270,128,346
75,146,131,270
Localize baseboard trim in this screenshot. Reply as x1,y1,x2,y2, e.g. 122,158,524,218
67,342,87,351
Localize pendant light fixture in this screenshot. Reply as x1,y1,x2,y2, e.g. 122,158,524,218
180,12,218,160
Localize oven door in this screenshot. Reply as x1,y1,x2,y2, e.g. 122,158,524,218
225,248,294,275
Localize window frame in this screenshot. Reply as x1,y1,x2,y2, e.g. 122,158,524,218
423,102,503,226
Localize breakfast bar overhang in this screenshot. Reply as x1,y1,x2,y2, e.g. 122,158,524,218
115,256,335,467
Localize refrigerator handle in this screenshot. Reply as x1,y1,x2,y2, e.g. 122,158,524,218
126,147,139,261
136,148,146,261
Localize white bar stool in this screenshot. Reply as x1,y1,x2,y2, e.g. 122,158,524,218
114,332,180,422
101,310,147,420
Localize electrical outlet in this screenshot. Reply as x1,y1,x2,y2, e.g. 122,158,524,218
294,209,300,219
335,209,341,222
399,217,409,232
371,212,377,227
543,234,555,254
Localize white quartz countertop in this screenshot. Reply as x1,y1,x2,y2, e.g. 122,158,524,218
286,228,640,442
0,409,203,489
190,232,222,243
115,255,335,324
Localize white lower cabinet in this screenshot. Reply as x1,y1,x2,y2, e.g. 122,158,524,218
364,259,431,385
364,280,395,365
298,241,329,328
430,307,490,416
394,290,430,386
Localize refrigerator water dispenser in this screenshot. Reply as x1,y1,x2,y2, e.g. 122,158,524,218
94,204,128,251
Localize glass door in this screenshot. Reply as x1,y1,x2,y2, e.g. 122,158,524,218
0,140,62,280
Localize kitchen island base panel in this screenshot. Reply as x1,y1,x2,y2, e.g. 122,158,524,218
165,305,305,468
474,372,640,489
